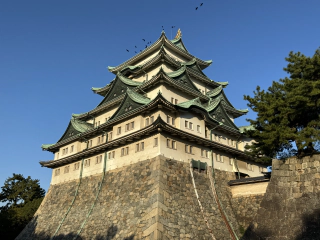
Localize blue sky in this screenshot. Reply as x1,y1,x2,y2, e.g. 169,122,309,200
1,0,319,192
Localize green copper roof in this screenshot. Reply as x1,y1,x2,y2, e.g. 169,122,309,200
216,81,229,86
41,144,55,150
57,118,93,143
206,86,223,97
97,73,142,107
109,89,150,120
170,37,188,52
206,98,221,112
121,65,141,71
126,88,151,104
177,97,204,109
239,125,255,133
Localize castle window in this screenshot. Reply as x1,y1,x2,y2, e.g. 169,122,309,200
84,159,90,167
65,148,68,154
201,149,208,158
185,120,188,128
97,137,101,145
171,140,176,149
64,166,70,173
185,145,193,154
55,169,60,176
125,122,134,131
154,137,158,147
74,162,80,170
136,142,144,152
229,158,234,165
175,99,178,105
150,116,154,123
88,140,93,147
101,135,104,143
117,127,121,135
145,118,150,126
172,117,175,125
70,145,74,153
109,132,113,141
171,97,174,103
197,125,201,133
62,149,65,155
167,139,171,148
189,122,193,130
121,147,129,156
167,115,171,124
96,155,103,164
108,151,115,159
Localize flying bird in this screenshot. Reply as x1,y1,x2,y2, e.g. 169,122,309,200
135,46,137,48
200,3,203,6
126,49,129,52
195,7,198,10
142,39,145,41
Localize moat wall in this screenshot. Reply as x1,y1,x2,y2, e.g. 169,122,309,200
17,156,247,240
242,154,320,240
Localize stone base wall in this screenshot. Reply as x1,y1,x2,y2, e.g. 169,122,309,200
231,194,265,232
242,154,320,240
17,156,241,240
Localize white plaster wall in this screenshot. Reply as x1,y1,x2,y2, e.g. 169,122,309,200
160,85,192,104
94,105,118,126
164,46,189,63
112,115,143,140
190,76,214,94
230,182,269,197
180,112,205,138
56,141,81,160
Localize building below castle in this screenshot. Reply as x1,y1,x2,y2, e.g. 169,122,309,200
41,29,266,185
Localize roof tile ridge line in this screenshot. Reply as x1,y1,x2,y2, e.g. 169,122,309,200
126,87,151,102
159,71,209,100
216,103,240,130
40,120,162,167
167,67,206,96
108,32,166,72
185,66,217,84
207,85,223,96
182,58,212,78
164,38,211,66
117,72,142,86
170,36,189,52
76,94,126,120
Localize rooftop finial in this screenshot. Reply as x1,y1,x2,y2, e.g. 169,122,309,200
174,28,182,39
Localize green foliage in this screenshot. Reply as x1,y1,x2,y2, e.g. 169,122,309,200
0,174,45,239
244,48,320,162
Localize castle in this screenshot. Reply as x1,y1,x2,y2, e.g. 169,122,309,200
18,30,320,240
41,29,265,185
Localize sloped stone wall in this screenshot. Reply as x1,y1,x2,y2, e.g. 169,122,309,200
17,156,241,240
242,154,320,240
231,194,265,233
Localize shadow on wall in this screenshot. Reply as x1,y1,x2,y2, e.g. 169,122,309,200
295,209,320,240
241,209,320,240
18,217,135,240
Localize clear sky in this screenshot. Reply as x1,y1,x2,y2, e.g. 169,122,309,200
1,0,319,192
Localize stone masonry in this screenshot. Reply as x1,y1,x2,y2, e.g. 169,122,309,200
242,154,320,240
17,156,242,240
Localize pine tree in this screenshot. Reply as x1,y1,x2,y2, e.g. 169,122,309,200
244,48,320,163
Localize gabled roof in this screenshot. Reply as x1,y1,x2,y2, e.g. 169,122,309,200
170,37,188,52
108,31,212,74
57,118,93,144
207,103,239,131
167,67,201,93
109,88,151,120
96,73,142,106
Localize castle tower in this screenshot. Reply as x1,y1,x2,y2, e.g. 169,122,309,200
41,30,265,185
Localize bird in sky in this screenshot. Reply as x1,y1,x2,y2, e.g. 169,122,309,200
200,3,203,6
195,7,198,10
135,46,137,48
142,39,145,41
126,49,129,52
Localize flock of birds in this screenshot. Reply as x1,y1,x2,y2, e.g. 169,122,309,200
125,3,204,53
